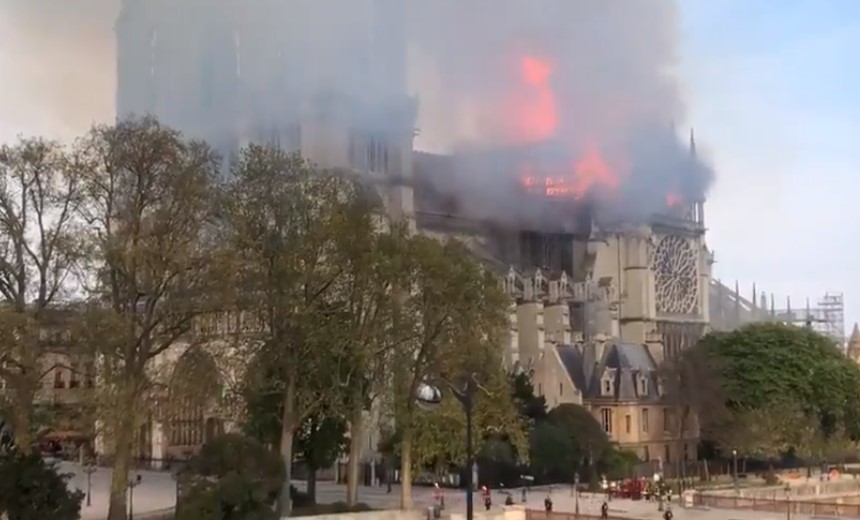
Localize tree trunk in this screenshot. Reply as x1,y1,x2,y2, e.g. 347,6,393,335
346,403,363,506
308,468,318,503
278,381,297,518
400,430,413,510
10,384,35,452
107,388,137,520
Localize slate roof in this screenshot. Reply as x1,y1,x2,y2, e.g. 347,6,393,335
556,340,660,403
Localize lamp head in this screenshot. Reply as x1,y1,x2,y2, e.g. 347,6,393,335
414,382,443,410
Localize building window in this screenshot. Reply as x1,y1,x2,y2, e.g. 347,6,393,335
601,377,613,396
684,442,690,461
53,369,65,389
625,414,631,434
643,446,650,461
368,136,389,173
663,408,671,433
664,444,671,463
641,408,649,433
538,383,542,395
559,383,563,396
84,363,95,388
600,408,613,434
349,132,389,174
69,364,79,389
639,376,649,396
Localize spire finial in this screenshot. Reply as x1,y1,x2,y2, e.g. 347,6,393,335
752,283,757,309
690,128,697,157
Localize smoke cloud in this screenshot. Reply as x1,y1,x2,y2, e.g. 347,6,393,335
0,0,714,224
407,0,714,224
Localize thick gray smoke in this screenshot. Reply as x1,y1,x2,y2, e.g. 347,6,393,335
1,0,714,224
407,0,715,224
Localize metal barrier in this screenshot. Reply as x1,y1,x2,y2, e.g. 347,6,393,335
525,509,637,520
694,493,860,518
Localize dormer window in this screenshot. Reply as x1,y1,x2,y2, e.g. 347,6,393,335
601,376,614,396
639,376,649,396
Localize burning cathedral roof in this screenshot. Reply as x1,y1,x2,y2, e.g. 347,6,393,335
413,52,712,234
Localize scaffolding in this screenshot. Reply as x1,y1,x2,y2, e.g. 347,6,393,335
776,292,846,348
710,282,846,349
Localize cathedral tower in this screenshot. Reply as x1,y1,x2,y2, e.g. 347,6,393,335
115,0,416,223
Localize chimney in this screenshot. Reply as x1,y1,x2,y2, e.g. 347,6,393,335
645,329,664,365
593,332,609,363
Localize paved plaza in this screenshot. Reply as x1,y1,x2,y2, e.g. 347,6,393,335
59,461,834,520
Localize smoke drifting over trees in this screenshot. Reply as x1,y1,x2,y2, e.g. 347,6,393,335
2,0,714,222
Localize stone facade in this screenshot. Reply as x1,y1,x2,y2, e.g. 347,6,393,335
105,0,713,473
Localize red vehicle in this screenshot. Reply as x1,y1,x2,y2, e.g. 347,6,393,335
611,478,646,500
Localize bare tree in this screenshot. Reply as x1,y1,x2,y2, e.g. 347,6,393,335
659,341,727,478
0,138,84,450
75,117,225,520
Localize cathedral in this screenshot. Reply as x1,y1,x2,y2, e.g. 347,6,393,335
94,0,715,472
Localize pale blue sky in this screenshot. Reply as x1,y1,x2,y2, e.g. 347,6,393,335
680,0,860,332
0,1,857,334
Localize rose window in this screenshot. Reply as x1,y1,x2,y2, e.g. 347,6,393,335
652,235,698,315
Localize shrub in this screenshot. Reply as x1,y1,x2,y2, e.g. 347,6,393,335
0,449,84,520
175,434,284,520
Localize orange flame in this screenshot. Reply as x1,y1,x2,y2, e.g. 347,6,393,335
516,56,558,142
666,193,680,207
514,54,621,200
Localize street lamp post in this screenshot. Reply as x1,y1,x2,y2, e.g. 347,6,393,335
128,474,142,520
574,473,580,517
785,484,791,520
84,464,97,507
732,449,738,493
415,376,479,520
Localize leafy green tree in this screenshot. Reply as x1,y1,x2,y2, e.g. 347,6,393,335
529,421,575,483
0,138,85,452
697,323,860,453
176,434,284,520
295,412,348,502
317,214,411,507
0,450,84,520
389,236,521,508
546,404,609,483
242,372,348,505
220,145,379,515
510,371,548,424
409,364,526,474
75,116,227,520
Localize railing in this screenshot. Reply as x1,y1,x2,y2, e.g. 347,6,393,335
525,510,636,520
694,492,860,518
